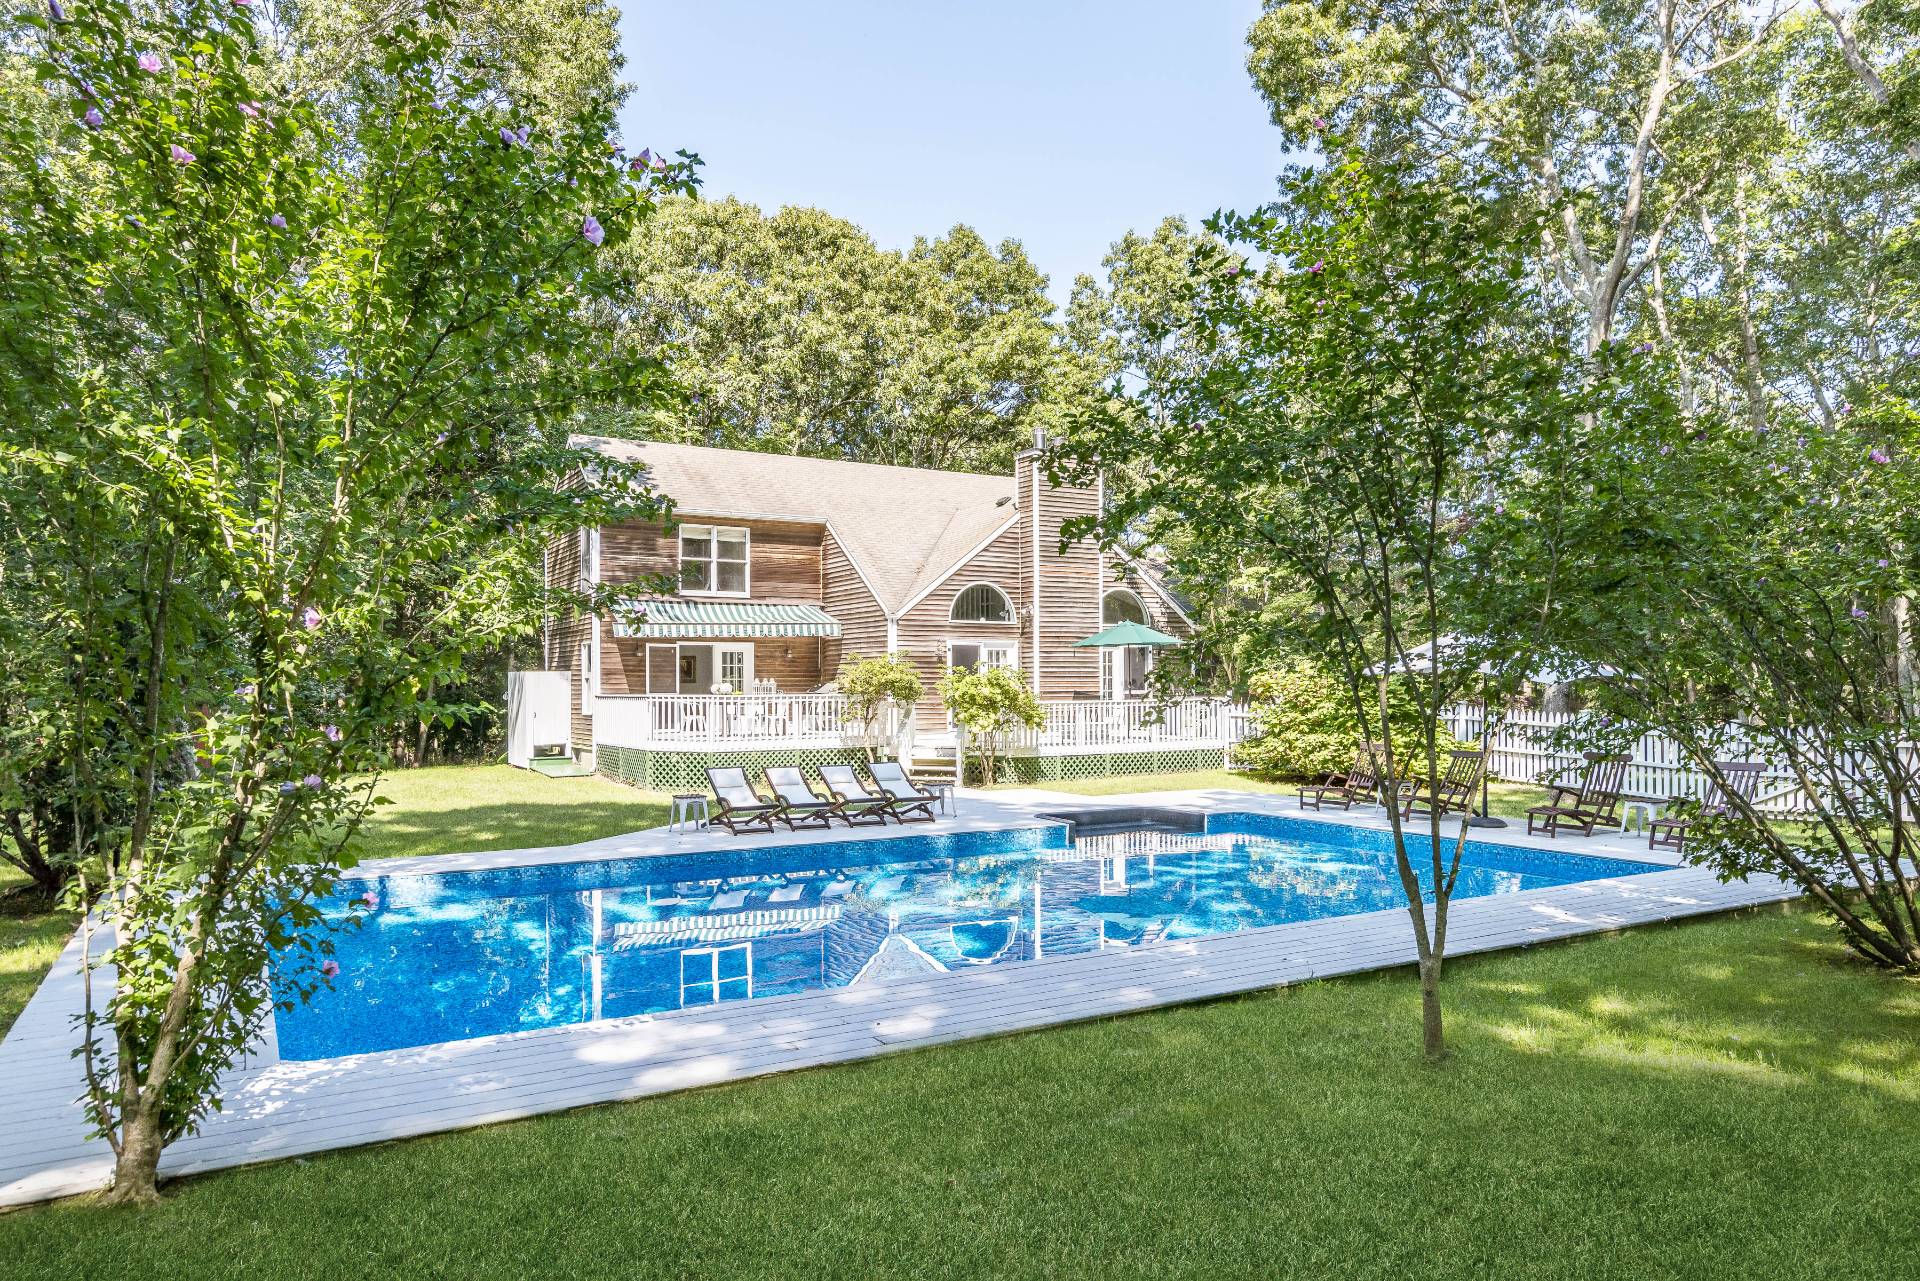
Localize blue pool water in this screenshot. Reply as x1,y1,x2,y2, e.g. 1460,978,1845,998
270,813,1663,1060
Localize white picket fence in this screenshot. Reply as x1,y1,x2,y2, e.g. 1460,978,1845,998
1007,698,1243,752
1438,704,1815,816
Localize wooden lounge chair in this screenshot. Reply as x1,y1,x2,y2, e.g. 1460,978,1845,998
763,766,839,830
1298,742,1384,811
817,764,894,826
1526,753,1629,838
1397,748,1485,821
1648,760,1765,852
865,760,938,824
704,767,781,835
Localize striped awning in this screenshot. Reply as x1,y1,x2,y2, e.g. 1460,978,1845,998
612,600,842,640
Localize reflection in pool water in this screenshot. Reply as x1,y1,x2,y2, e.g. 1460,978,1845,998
270,813,1661,1060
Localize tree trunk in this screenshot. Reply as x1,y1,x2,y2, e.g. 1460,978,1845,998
105,1108,165,1205
1418,954,1446,1059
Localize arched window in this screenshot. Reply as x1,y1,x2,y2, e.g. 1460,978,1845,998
950,582,1015,624
1102,588,1148,626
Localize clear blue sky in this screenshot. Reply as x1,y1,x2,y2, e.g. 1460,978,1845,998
615,1,1293,307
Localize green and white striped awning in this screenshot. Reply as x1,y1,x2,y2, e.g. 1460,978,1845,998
612,599,842,640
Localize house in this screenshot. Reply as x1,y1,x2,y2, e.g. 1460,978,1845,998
521,436,1236,790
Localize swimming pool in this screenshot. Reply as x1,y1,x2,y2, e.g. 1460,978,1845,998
270,812,1664,1060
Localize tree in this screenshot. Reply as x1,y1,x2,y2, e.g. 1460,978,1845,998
1236,659,1461,780
939,667,1044,785
599,197,1098,472
1518,374,1920,971
836,653,923,761
1057,153,1593,1058
0,0,685,1201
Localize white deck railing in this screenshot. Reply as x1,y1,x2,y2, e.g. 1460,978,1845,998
1010,697,1244,751
593,694,1247,754
593,693,884,750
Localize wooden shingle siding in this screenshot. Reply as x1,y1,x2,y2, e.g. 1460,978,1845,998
599,515,824,602
1030,466,1102,700
897,520,1026,726
821,528,888,681
543,528,593,753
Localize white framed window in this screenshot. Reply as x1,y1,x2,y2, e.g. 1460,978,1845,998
681,943,751,1006
949,582,1015,624
1102,587,1148,626
948,639,1017,673
679,524,749,595
716,645,750,693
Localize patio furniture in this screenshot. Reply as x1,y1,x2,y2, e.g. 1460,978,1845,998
816,764,894,826
1299,742,1385,811
763,766,840,830
1621,797,1662,834
1648,761,1765,852
866,760,939,824
703,767,781,835
668,793,710,834
1526,753,1630,838
925,781,956,815
1396,748,1485,821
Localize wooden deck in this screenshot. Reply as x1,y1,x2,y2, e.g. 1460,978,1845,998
0,791,1798,1207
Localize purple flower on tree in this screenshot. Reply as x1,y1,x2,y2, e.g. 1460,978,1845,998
48,0,66,22
268,213,286,228
302,774,323,789
320,959,340,979
582,214,605,247
1307,260,1324,274
300,605,322,630
1850,605,1870,620
323,724,343,743
169,143,194,165
83,106,103,129
1869,447,1891,464
238,100,263,119
1312,117,1327,129
137,51,164,74
278,781,297,796
499,123,530,147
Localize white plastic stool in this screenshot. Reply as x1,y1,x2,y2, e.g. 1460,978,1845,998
669,794,710,833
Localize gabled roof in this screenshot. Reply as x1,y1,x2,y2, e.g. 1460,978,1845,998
573,436,1015,617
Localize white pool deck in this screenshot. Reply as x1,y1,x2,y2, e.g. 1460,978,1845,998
0,787,1798,1208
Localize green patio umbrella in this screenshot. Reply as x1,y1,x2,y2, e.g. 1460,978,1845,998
1072,620,1181,648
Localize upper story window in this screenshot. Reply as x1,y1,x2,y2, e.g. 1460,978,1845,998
950,582,1015,624
1102,588,1148,626
680,524,749,595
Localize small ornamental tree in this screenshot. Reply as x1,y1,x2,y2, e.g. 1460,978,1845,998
939,666,1044,785
1056,152,1593,1058
0,0,690,1202
1526,385,1920,972
836,653,922,760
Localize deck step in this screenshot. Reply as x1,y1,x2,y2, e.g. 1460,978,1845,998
527,755,594,778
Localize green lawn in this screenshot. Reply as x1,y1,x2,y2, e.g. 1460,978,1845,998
2,906,1915,1278
5,764,1917,1277
351,764,673,860
0,866,74,1037
1001,766,1553,819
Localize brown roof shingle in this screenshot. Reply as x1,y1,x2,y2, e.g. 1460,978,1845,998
573,437,1016,616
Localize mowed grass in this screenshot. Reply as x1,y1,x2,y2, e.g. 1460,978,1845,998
350,763,673,860
1005,766,1554,820
0,866,74,1037
2,906,1916,1278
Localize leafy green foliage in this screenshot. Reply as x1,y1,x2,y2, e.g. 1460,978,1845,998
836,653,923,761
0,0,689,1199
599,197,1101,472
938,666,1044,785
1237,661,1460,780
